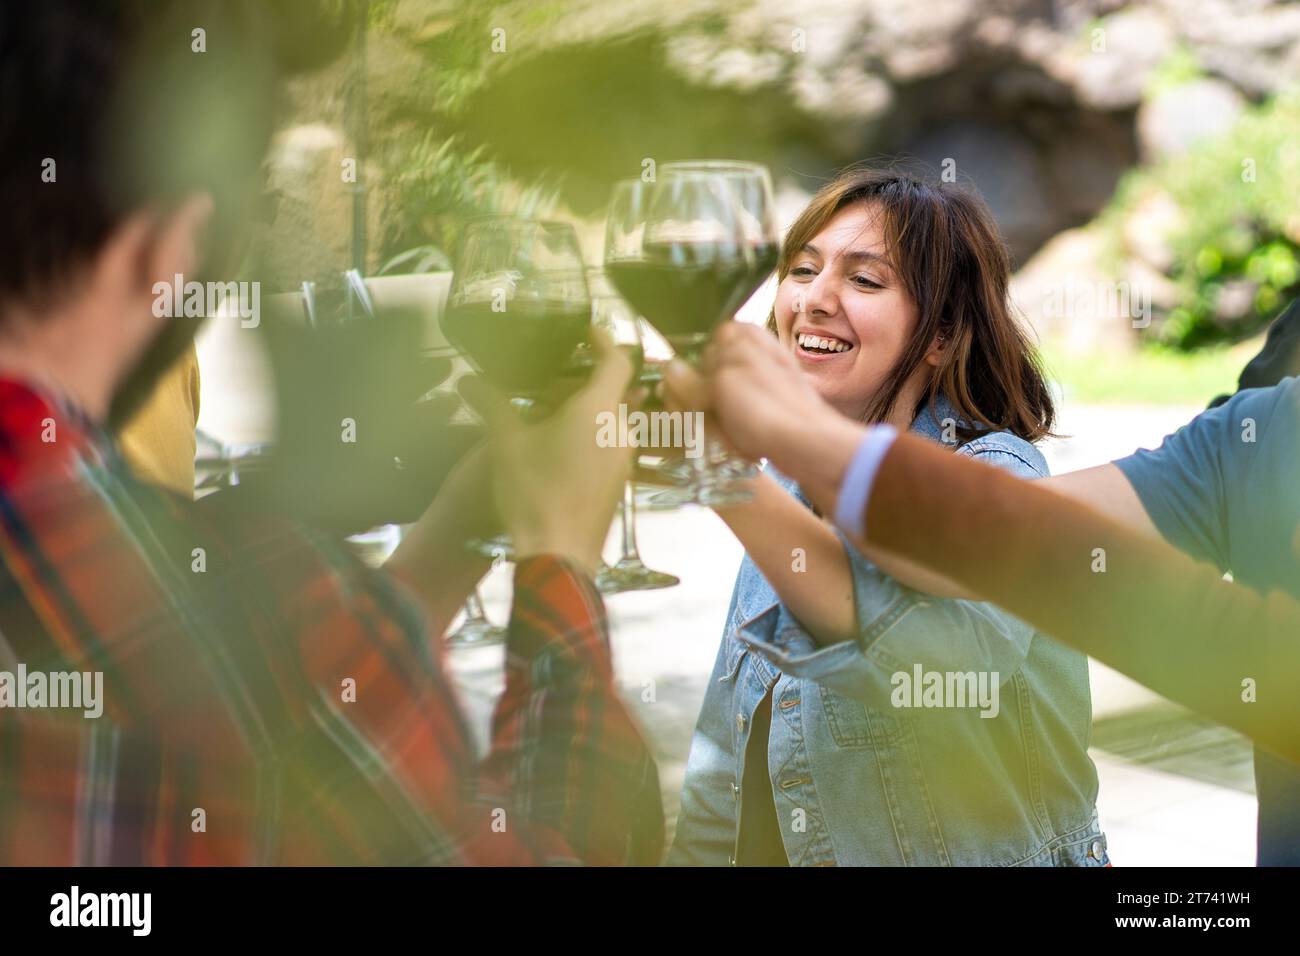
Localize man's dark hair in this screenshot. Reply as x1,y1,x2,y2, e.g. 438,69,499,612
1208,296,1300,408
0,0,355,317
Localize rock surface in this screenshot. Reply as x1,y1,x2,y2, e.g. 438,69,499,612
258,0,1300,346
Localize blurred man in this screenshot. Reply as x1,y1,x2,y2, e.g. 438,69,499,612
667,321,1300,865
0,1,661,865
1210,297,1300,407
1034,299,1300,866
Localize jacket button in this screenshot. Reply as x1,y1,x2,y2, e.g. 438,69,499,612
1090,840,1104,859
731,782,740,798
728,854,737,866
736,713,746,732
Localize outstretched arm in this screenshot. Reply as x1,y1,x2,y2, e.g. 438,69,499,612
710,469,859,644
681,322,1300,765
833,430,1300,765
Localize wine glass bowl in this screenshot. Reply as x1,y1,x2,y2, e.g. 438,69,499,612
604,174,760,362
445,218,592,411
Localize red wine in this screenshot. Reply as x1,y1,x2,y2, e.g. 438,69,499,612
443,300,590,398
607,241,778,355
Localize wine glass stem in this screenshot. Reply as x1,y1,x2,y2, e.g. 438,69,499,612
620,482,640,560
464,589,489,623
691,448,711,488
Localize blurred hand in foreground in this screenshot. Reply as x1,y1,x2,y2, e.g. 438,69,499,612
660,322,830,462
460,329,637,575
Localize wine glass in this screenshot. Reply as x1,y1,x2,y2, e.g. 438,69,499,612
446,587,507,647
658,160,778,242
446,218,592,559
659,161,779,484
588,276,680,592
445,218,592,414
597,484,681,593
604,168,776,505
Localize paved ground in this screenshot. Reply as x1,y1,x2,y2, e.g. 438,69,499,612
452,400,1260,866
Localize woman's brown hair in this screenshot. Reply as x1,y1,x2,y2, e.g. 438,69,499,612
769,164,1055,442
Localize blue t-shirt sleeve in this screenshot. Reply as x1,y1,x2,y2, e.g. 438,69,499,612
1112,380,1297,573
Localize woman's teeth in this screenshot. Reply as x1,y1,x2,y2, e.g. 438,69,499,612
796,332,851,354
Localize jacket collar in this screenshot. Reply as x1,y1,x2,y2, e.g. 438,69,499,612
767,392,966,503
908,392,968,441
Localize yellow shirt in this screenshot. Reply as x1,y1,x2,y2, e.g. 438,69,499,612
117,345,201,497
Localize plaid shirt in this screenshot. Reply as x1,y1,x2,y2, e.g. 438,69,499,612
0,378,663,865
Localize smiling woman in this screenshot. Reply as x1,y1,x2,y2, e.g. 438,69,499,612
765,165,1055,440
667,165,1106,867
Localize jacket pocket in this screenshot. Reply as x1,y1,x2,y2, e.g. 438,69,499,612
819,685,908,748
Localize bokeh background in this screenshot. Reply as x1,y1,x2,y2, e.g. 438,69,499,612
199,0,1300,864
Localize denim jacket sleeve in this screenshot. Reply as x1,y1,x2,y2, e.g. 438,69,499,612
736,435,1048,711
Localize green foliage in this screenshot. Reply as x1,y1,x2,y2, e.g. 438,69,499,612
1144,44,1204,97
368,3,562,273
377,133,558,272
377,245,451,275
387,0,571,116
1101,86,1300,350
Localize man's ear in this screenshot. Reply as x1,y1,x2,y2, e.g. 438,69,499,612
144,193,215,291
99,193,215,309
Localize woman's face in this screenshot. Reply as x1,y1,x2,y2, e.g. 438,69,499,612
773,202,929,422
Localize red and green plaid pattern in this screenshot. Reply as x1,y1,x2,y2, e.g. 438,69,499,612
0,378,663,865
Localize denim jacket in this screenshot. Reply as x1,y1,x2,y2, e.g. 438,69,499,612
669,396,1107,866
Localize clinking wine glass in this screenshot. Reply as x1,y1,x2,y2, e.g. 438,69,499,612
604,169,776,506
658,161,779,484
445,218,592,559
588,278,680,593
445,218,592,412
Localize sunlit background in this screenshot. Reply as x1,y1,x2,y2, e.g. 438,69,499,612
195,0,1300,864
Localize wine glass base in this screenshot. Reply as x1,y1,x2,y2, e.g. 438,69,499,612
466,534,514,561
643,488,694,511
642,480,754,509
635,456,692,486
718,458,760,482
596,558,680,594
691,484,755,507
446,620,508,647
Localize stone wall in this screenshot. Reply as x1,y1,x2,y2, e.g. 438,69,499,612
256,0,1300,348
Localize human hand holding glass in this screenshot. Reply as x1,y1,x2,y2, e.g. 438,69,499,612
445,218,592,559
603,164,778,505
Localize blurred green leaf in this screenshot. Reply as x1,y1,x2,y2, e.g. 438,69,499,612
1102,86,1300,350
